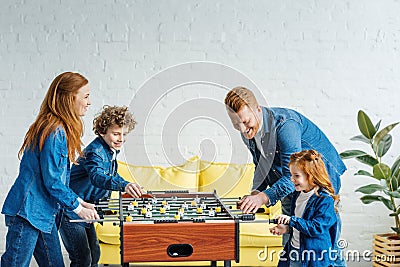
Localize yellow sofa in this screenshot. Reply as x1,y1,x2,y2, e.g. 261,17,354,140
96,156,282,266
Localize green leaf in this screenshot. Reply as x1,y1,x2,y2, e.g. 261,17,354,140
350,135,370,144
392,156,400,178
373,163,392,180
381,197,395,210
356,184,385,194
356,155,379,167
354,170,374,177
391,227,400,235
374,122,399,148
374,134,392,157
360,195,382,204
340,150,368,159
357,110,376,139
390,176,399,191
361,195,394,210
375,120,382,132
389,207,400,216
386,191,400,198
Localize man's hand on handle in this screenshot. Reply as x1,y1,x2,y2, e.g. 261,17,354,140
238,191,269,214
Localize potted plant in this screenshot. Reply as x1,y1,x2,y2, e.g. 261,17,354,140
340,110,400,264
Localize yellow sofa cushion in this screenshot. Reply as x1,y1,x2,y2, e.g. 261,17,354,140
116,156,199,193
96,222,120,245
198,160,255,198
240,202,282,248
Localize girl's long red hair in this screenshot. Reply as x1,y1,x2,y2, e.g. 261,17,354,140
289,150,338,204
18,72,88,164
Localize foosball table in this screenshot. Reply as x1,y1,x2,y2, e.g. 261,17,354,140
73,190,272,267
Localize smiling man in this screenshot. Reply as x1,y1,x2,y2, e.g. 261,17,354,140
225,86,347,267
59,105,143,267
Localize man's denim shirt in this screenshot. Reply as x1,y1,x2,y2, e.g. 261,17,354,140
242,107,347,206
2,127,80,233
64,136,129,222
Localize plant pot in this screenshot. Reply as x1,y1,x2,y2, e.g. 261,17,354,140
373,233,400,267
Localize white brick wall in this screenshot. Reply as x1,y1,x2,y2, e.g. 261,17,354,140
1,0,399,265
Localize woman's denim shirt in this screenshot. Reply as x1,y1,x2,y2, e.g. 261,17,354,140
278,190,337,267
242,107,347,205
1,127,80,233
64,136,129,222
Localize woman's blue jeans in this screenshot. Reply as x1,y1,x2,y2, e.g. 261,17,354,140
59,214,100,267
1,215,64,267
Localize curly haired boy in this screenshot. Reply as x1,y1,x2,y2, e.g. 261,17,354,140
59,105,143,267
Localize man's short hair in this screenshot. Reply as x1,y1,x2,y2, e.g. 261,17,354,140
224,86,259,112
93,105,137,136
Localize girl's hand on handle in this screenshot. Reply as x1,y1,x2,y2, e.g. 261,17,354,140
269,224,289,235
276,214,291,225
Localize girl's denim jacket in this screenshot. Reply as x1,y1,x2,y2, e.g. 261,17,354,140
242,107,347,205
278,190,337,267
2,127,80,233
64,136,129,223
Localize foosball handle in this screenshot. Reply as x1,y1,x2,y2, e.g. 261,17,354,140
269,219,278,224
268,219,289,225
237,214,255,221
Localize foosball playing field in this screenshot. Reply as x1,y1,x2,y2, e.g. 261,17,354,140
72,190,275,267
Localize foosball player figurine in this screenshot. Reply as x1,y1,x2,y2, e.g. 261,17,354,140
208,208,215,217
145,208,152,218
196,206,203,214
215,206,222,213
178,207,185,217
140,206,147,215
145,201,153,211
160,206,166,214
126,215,133,222
174,212,181,220
127,203,135,211
200,201,207,210
132,200,138,207
164,202,171,210
194,195,201,204
182,201,189,210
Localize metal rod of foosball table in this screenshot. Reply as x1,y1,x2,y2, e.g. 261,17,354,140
69,218,283,224
237,219,287,224
69,219,119,223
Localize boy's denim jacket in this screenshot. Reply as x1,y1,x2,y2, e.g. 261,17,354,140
242,107,347,205
2,127,80,233
278,189,337,267
64,136,129,222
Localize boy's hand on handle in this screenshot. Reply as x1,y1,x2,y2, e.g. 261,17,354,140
125,183,143,198
238,192,269,214
77,201,99,221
